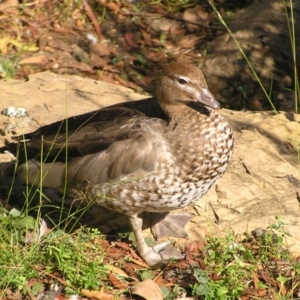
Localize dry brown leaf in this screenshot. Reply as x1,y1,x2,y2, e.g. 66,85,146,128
139,29,152,46
176,35,200,48
113,74,138,90
123,263,139,279
128,246,147,262
129,258,149,268
183,5,209,25
89,42,110,57
114,241,130,250
97,0,121,13
108,265,129,277
149,17,179,32
190,240,205,253
48,40,73,53
54,295,66,300
19,55,50,66
0,0,18,13
169,25,187,37
132,279,164,300
109,273,128,289
60,61,94,73
71,7,83,21
253,274,259,289
257,289,268,297
124,32,139,49
242,287,268,298
185,238,192,263
174,296,197,300
38,34,49,51
81,289,114,300
90,54,109,68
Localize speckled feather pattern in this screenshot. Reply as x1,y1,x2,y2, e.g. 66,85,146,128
18,62,234,218
78,105,234,216
92,111,233,215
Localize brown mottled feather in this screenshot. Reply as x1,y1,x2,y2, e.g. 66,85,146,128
17,63,234,266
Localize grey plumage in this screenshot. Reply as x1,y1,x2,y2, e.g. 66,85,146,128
17,62,234,266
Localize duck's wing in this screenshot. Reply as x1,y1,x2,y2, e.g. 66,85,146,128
25,106,144,158
17,102,168,191
23,98,165,159
65,116,168,188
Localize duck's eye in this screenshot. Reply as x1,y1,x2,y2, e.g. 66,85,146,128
178,78,188,84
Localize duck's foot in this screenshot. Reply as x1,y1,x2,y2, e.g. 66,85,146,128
129,215,185,268
151,212,194,239
141,241,185,268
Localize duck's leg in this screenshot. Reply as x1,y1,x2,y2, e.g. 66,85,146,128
129,215,184,268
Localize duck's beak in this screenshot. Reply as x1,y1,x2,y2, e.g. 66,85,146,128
199,88,220,110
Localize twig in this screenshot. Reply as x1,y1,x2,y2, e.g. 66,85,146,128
83,0,103,40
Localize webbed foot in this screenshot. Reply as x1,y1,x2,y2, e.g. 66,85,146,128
130,215,185,268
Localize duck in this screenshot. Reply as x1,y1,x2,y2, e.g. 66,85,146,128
16,62,234,267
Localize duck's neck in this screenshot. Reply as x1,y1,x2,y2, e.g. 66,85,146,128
160,102,212,129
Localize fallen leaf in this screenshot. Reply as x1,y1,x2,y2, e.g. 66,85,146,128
97,0,121,14
60,61,94,73
109,273,127,289
106,247,125,258
132,279,164,300
114,241,130,250
108,265,129,277
185,238,192,262
90,52,109,68
19,56,50,66
177,35,200,48
129,257,149,268
81,289,114,300
183,5,209,25
38,34,49,51
253,274,259,289
139,29,152,46
123,262,139,279
0,0,18,14
89,42,110,57
124,32,139,49
173,297,197,300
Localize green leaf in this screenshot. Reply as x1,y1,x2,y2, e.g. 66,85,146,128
31,282,44,296
216,285,229,296
17,216,37,230
140,270,154,281
194,283,211,296
159,285,170,297
9,208,21,218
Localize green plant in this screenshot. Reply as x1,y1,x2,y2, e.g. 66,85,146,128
252,216,291,265
0,58,15,79
191,232,255,299
190,217,300,299
164,284,188,300
0,215,108,298
192,268,229,299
